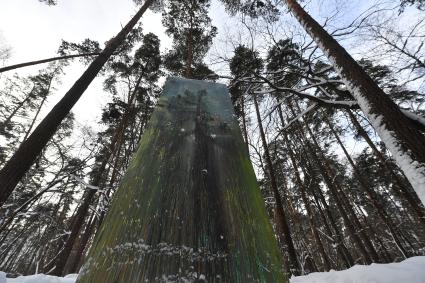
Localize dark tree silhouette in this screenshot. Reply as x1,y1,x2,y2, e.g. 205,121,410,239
0,0,154,207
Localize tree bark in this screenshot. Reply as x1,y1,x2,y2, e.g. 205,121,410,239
185,27,194,78
284,134,331,271
45,125,124,276
276,103,354,267
347,110,425,226
44,185,98,276
67,214,97,274
253,93,300,275
240,94,250,153
324,113,409,258
297,122,373,263
0,0,154,207
185,2,195,78
309,177,355,267
304,121,382,263
22,76,53,142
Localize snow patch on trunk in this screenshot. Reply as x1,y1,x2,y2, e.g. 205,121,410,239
296,15,425,205
338,75,425,205
356,93,425,202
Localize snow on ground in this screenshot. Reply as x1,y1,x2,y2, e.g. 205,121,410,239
0,273,77,283
1,256,424,282
291,256,425,283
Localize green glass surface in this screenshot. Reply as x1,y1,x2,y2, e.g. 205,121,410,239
77,77,286,282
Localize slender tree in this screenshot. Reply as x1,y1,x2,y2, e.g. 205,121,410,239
162,0,217,79
0,53,99,74
229,45,300,275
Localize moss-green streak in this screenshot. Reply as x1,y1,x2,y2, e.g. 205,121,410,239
77,77,286,282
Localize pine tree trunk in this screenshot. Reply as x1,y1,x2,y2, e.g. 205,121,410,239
283,0,425,204
68,214,97,274
22,96,47,142
253,93,300,276
276,103,354,267
298,150,355,267
298,124,373,263
0,53,100,74
277,104,330,270
347,110,425,226
309,179,354,267
324,114,410,258
0,0,154,206
185,28,194,78
240,95,250,153
305,122,383,263
287,101,376,263
45,187,98,275
45,149,116,275
22,76,52,142
284,135,331,271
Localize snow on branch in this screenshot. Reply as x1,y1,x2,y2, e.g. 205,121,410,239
271,103,319,142
253,74,359,109
70,174,104,192
401,109,425,132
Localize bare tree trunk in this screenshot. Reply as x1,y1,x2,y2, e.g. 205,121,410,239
305,121,382,263
276,103,354,267
0,0,154,206
0,53,100,74
283,0,425,204
298,123,373,263
253,93,300,275
324,113,410,258
22,76,53,141
347,110,425,225
185,3,195,79
44,186,98,275
284,134,331,271
68,214,97,274
241,95,250,153
309,179,355,267
45,71,151,276
107,74,144,187
185,27,194,78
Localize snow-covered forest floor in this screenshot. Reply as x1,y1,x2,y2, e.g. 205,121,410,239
291,256,425,283
0,273,77,283
1,256,424,283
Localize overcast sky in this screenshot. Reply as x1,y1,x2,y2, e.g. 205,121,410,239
0,0,419,140
0,0,173,129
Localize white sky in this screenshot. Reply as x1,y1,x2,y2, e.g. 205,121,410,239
0,0,394,127
0,0,421,162
0,0,172,129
